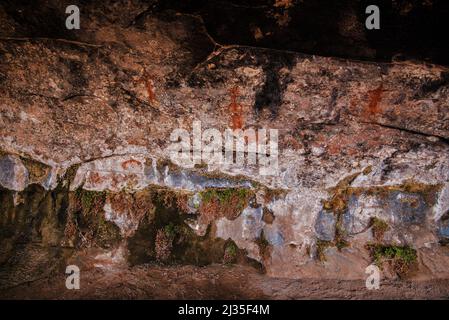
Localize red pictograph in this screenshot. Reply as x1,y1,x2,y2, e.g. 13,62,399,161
229,86,244,130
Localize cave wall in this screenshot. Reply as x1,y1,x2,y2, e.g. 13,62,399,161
1,0,449,285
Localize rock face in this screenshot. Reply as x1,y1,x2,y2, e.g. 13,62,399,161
1,0,449,291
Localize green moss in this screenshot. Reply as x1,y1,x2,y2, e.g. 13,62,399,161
370,244,417,265
317,175,358,257
223,241,239,264
198,187,253,223
96,214,121,247
225,241,238,257
346,181,441,208
322,172,361,214
123,185,264,268
366,243,417,276
146,185,193,213
70,188,122,248
81,191,103,211
199,170,260,187
200,188,251,208
321,174,440,259
74,189,107,214
323,176,440,216
164,222,179,238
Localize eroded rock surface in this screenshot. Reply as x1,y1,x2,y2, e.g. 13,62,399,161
1,1,449,294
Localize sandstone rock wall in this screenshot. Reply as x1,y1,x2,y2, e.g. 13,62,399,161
1,1,448,285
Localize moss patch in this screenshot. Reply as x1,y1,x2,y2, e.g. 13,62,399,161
150,185,193,211
128,189,226,266
366,243,417,277
126,187,262,270
75,189,107,215
323,177,441,215
348,180,441,208
198,187,253,225
320,174,441,261
195,169,261,187
96,213,121,248
71,189,121,248
1,176,265,275
322,173,360,214
223,240,239,264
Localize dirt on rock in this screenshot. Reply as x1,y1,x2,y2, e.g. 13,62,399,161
1,264,449,300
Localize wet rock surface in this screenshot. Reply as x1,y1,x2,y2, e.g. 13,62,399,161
1,0,449,298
